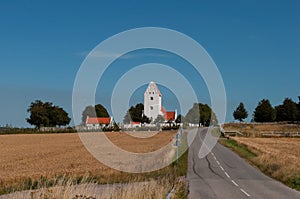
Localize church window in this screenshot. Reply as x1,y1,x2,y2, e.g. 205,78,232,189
150,97,153,100
150,106,153,110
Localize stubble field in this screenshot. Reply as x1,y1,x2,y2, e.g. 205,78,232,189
222,137,300,190
0,131,176,190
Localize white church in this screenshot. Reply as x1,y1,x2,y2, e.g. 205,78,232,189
144,81,177,122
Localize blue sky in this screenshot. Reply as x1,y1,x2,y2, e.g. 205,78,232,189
0,0,299,127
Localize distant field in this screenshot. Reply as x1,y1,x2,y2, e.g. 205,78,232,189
223,123,300,137
220,137,300,190
0,131,178,192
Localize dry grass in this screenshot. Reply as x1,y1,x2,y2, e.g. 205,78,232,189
0,131,177,193
228,137,300,189
0,177,175,199
223,123,300,137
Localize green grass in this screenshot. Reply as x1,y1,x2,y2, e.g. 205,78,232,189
219,139,257,159
220,138,300,191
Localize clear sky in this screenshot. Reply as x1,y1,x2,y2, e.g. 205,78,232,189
0,0,299,127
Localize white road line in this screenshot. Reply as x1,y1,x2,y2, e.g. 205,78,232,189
207,141,251,197
224,172,230,178
240,188,251,197
231,180,239,187
220,166,224,171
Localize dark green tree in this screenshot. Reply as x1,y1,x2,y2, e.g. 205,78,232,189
275,98,298,122
81,104,109,124
233,102,248,122
27,100,49,128
154,115,165,124
27,100,71,128
253,99,275,122
298,96,300,122
185,103,218,126
185,103,200,125
175,114,185,124
123,103,150,124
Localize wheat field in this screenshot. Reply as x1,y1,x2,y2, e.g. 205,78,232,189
0,131,176,189
233,137,300,188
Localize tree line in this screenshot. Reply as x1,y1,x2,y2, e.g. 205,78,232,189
123,102,218,127
233,97,300,123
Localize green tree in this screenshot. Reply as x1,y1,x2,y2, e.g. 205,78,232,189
185,103,200,125
154,115,165,124
175,114,185,124
123,103,150,124
275,98,298,122
253,99,275,122
185,103,217,126
81,104,109,124
233,102,248,122
27,100,49,128
27,100,71,128
297,96,300,122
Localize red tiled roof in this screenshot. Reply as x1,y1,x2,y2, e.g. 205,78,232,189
86,117,111,125
165,111,176,121
161,106,175,121
130,121,141,124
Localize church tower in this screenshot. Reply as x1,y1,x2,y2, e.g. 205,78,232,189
144,81,163,121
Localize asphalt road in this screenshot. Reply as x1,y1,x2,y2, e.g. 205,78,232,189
187,128,300,199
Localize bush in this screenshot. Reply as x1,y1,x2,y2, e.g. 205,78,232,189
162,125,180,131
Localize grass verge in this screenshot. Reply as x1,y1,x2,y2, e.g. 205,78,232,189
219,138,300,190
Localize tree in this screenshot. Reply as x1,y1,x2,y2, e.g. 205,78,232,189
154,115,165,124
175,114,185,124
275,98,298,122
123,103,150,124
81,104,109,124
253,99,275,122
27,100,71,128
298,96,300,122
27,100,49,128
185,103,218,126
233,102,248,122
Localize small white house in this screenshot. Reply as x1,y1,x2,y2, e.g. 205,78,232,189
86,116,113,130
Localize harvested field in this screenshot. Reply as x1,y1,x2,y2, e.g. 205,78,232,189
229,137,300,189
0,131,176,190
223,123,300,137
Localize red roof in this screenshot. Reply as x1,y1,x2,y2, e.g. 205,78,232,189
86,117,111,125
130,121,141,124
161,106,175,121
165,111,176,121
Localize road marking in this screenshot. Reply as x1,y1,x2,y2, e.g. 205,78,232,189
224,172,230,178
240,188,251,197
209,148,251,197
231,180,238,187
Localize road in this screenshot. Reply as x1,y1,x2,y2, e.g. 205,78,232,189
187,128,300,199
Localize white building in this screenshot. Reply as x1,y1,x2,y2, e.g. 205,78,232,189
85,116,113,130
144,81,177,122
